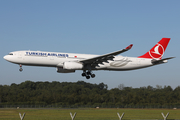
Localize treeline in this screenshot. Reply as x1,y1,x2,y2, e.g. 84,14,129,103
0,81,180,106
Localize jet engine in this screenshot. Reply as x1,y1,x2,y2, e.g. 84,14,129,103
63,61,83,70
57,67,75,73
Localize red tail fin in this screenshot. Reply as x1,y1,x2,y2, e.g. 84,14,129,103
138,38,171,60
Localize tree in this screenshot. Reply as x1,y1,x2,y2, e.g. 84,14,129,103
118,84,125,90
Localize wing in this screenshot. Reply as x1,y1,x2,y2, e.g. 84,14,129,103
79,44,133,67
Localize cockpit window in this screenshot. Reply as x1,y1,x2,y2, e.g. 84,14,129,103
8,53,13,55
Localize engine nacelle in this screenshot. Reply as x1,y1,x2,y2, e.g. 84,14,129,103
57,67,75,73
63,62,83,70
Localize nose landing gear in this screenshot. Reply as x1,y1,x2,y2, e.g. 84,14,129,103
19,64,23,72
82,70,95,79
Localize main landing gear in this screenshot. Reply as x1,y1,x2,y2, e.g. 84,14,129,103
19,64,23,72
82,70,95,79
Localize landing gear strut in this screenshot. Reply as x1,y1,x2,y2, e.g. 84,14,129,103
82,70,95,79
19,64,23,72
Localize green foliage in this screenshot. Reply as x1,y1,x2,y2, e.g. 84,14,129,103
0,81,180,107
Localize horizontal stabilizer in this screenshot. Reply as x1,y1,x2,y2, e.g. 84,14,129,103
151,57,175,65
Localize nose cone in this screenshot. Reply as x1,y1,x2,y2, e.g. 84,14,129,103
4,54,18,64
3,55,11,62
3,55,8,60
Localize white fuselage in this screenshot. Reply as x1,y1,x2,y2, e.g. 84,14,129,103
4,50,153,71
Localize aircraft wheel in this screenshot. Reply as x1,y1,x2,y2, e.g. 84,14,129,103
82,73,86,77
87,71,91,75
86,76,90,79
19,68,23,72
91,74,95,78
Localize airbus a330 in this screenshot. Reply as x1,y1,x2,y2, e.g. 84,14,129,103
4,38,174,79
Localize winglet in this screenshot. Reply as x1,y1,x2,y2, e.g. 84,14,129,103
125,44,133,50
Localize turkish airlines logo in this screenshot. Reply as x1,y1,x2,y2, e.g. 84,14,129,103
149,43,164,59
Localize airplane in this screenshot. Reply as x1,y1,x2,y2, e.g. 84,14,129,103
3,38,174,79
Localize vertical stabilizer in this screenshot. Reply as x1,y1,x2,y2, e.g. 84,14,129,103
138,38,171,60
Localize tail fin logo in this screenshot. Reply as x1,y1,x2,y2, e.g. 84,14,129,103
138,38,170,59
149,43,164,59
